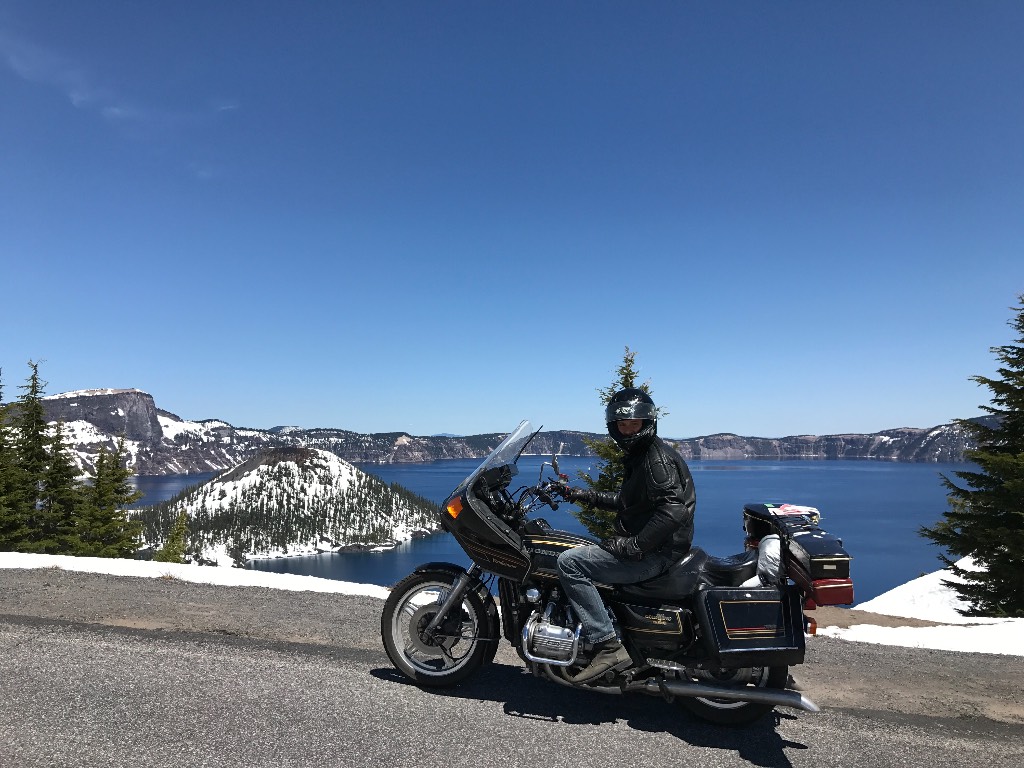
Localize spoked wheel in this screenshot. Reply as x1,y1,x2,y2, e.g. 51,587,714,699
381,570,496,687
676,665,789,725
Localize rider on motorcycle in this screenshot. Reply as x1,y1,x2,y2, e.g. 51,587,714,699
555,387,697,683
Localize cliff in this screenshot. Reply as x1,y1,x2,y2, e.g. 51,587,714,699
668,423,975,463
42,389,163,444
34,389,978,476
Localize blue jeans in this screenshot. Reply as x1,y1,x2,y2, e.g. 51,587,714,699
556,545,672,645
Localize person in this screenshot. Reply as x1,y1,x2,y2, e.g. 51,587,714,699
553,387,696,684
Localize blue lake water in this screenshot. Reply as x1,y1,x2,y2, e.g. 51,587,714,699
131,473,218,506
135,457,968,604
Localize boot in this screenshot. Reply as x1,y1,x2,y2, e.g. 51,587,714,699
572,639,632,684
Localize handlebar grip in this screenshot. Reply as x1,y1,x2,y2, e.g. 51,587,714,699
536,488,559,511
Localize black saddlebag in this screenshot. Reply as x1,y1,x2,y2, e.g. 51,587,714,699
694,585,806,668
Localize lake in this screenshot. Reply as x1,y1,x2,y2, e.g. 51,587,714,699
135,457,969,604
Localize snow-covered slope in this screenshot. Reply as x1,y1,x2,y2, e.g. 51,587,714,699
138,447,440,567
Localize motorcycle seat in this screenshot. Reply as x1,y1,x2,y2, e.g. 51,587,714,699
615,547,709,601
699,550,759,587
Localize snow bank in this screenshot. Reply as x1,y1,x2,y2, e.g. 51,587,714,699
2,552,1021,656
816,557,1024,656
0,552,389,600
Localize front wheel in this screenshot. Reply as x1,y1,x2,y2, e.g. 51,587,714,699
676,665,790,725
381,570,497,687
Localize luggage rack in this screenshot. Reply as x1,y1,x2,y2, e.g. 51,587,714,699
742,503,854,607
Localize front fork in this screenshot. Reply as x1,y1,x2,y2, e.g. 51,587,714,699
423,563,483,636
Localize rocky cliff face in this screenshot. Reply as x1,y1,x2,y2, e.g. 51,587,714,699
35,388,977,476
40,390,275,476
43,389,163,444
301,429,596,464
667,423,974,463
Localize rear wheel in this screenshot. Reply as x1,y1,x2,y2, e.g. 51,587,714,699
676,665,789,725
381,570,496,687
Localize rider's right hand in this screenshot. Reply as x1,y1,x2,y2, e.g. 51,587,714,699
548,481,572,500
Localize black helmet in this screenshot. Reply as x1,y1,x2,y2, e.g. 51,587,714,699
605,387,657,449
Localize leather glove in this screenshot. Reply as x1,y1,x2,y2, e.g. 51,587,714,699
599,536,643,561
550,483,595,505
547,481,570,500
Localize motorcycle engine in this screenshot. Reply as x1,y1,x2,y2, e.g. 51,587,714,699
522,600,581,666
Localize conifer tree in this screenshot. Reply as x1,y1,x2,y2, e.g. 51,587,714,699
153,510,189,563
34,421,83,554
0,370,27,549
76,438,143,557
573,347,659,539
10,361,50,543
921,294,1024,617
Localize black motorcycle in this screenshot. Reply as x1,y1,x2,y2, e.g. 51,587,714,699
381,421,853,724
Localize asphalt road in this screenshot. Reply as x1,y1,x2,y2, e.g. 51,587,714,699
1,570,1022,768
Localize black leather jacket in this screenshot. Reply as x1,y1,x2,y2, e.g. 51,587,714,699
589,435,696,561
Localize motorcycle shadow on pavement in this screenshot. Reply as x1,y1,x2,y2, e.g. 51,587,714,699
371,661,809,768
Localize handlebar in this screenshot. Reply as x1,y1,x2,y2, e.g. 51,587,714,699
534,483,559,511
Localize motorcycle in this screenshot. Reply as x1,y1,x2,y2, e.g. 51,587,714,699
381,421,854,725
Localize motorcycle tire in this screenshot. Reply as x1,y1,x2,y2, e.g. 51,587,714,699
676,665,790,725
381,570,497,688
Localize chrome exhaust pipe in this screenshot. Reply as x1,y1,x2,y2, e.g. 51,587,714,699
623,678,820,713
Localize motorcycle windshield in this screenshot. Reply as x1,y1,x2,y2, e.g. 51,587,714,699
451,420,538,497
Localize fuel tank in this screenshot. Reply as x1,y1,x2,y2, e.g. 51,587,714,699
521,525,595,581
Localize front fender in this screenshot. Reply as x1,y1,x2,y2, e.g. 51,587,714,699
414,561,470,579
413,562,500,657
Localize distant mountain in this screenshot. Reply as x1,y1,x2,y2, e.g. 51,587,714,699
34,388,980,476
666,424,977,463
134,446,440,566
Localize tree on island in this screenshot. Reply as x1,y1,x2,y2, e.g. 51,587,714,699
921,294,1024,617
572,347,664,539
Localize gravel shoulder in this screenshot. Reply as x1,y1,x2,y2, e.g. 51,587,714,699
3,567,1022,726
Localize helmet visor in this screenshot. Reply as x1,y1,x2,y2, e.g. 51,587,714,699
605,398,657,423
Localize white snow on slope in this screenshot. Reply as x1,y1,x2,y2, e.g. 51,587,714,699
0,552,390,599
0,552,1020,655
816,557,1023,655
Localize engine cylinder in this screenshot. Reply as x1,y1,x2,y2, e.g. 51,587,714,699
521,612,581,666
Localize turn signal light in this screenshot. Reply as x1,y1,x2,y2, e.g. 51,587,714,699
445,497,464,519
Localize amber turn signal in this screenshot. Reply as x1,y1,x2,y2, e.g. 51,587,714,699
445,497,463,519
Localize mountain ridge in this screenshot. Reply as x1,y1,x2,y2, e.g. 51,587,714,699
28,388,980,476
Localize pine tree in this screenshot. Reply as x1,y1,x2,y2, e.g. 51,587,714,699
921,294,1024,617
0,369,27,549
76,438,143,558
153,510,189,563
34,421,83,554
10,361,51,546
573,347,660,539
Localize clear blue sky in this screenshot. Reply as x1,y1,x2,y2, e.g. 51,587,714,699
2,2,1022,438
